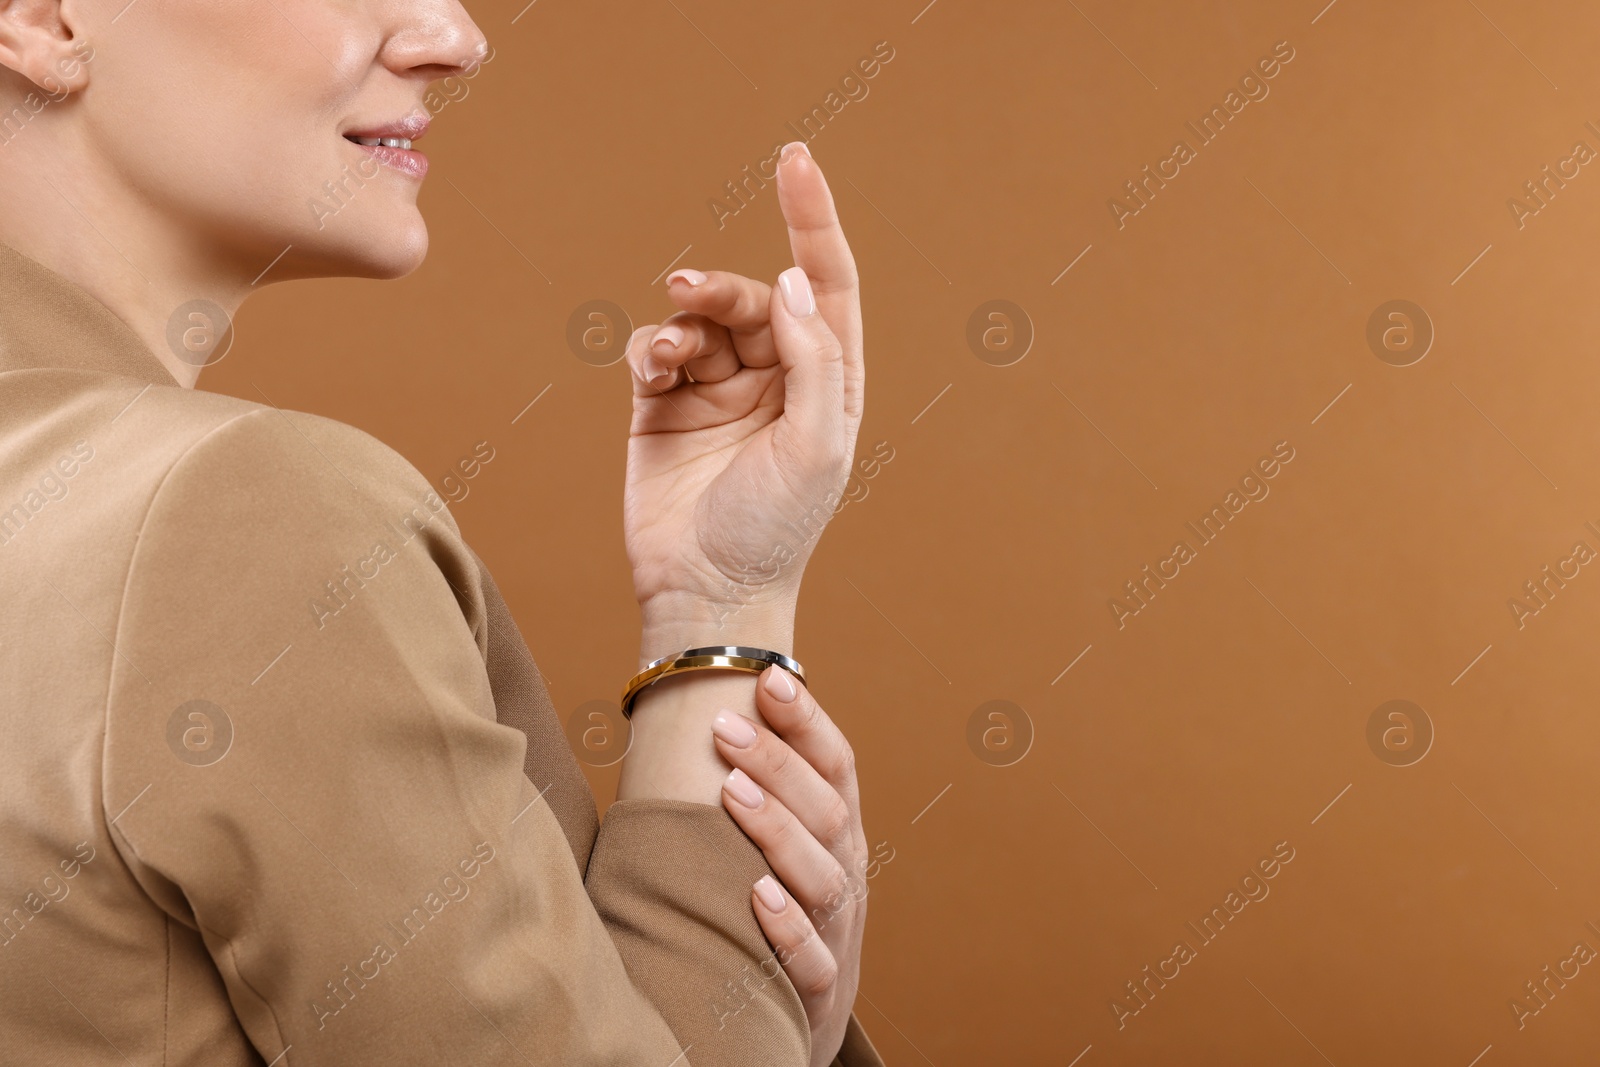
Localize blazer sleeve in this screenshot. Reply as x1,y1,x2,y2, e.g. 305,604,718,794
584,804,883,1066
98,406,820,1065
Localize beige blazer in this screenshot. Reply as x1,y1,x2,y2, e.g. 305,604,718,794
0,241,882,1066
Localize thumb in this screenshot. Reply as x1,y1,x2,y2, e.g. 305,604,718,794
767,265,848,490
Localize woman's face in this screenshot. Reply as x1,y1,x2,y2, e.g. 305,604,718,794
64,0,488,280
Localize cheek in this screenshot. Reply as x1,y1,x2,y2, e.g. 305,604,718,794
95,40,294,189
85,4,418,263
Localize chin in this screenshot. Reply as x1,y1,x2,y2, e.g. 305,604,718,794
355,227,429,279
298,219,430,281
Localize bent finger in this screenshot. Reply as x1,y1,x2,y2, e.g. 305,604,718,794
751,874,841,1001
624,325,682,396
722,768,851,918
713,711,854,854
665,269,780,368
640,313,744,386
753,667,860,812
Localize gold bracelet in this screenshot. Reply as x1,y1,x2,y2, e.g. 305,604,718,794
621,645,807,719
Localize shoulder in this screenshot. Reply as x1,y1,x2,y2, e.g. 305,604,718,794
103,393,494,774
3,376,471,621
40,377,454,542
130,388,451,530
115,391,483,656
97,400,512,943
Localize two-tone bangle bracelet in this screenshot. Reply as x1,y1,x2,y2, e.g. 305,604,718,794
620,645,807,719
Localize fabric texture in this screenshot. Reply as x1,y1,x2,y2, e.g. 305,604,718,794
0,240,882,1066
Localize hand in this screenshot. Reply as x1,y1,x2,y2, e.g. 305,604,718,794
711,665,867,1067
623,141,865,648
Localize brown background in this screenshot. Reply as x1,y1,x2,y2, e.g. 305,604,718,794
207,0,1600,1062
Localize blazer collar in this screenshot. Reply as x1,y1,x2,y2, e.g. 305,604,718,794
0,240,180,388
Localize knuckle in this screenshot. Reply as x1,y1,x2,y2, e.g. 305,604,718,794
625,326,653,368
800,949,839,999
765,734,795,779
802,696,828,738
819,795,852,848
830,738,857,785
776,914,813,958
817,267,860,295
770,807,805,851
847,854,870,903
818,859,850,912
735,279,769,321
811,329,845,364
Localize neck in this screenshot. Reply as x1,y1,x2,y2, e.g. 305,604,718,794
0,142,266,391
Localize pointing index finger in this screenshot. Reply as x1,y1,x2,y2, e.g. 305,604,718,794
775,142,862,356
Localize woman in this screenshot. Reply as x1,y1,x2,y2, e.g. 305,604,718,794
0,1,878,1065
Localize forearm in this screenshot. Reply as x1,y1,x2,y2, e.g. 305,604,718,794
597,594,817,1064
616,592,797,805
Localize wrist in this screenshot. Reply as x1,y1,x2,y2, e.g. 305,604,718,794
616,667,765,803
638,590,798,670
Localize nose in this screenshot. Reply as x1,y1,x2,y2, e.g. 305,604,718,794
378,0,491,81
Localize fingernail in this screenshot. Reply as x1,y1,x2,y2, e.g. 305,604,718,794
641,353,670,385
754,875,786,913
651,324,684,355
763,667,797,703
778,267,816,318
712,712,758,748
666,268,707,288
780,140,811,164
725,767,763,808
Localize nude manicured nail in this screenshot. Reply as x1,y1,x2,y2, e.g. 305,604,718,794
763,668,797,703
712,712,757,748
651,324,684,355
641,353,669,385
725,768,763,808
666,268,707,287
778,268,815,318
754,875,786,913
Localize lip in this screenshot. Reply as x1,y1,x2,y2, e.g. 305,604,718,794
342,112,431,180
347,139,429,180
344,111,431,143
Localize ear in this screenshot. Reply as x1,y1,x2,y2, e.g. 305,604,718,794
0,0,92,100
